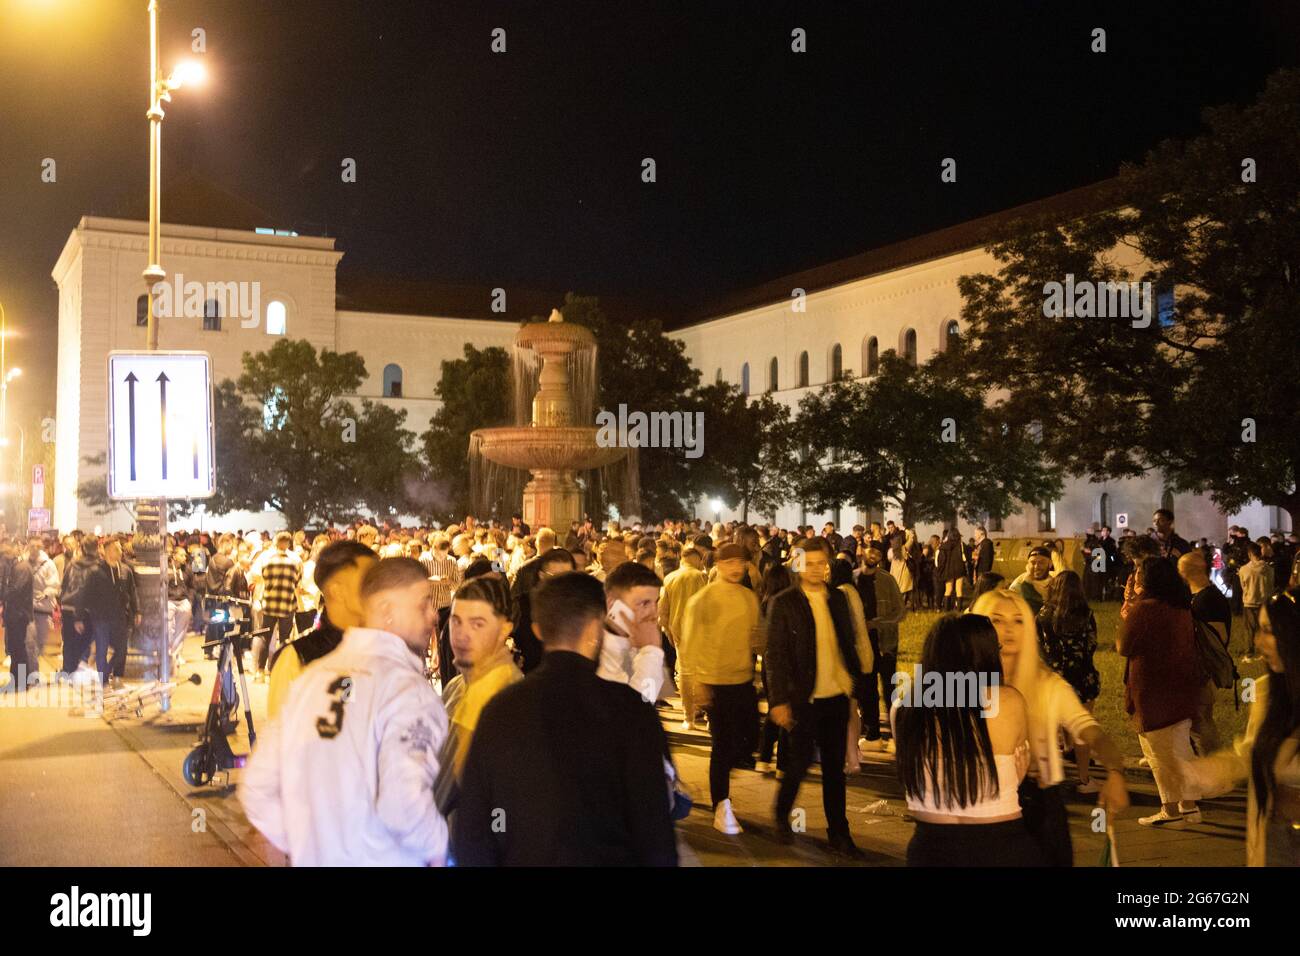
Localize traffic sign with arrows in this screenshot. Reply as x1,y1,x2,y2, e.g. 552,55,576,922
107,351,215,500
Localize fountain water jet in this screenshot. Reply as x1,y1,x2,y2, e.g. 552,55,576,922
469,309,639,529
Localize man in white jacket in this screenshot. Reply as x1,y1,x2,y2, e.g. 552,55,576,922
599,561,665,705
240,557,450,866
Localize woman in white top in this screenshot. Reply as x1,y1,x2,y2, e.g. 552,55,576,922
299,534,329,613
972,589,1130,865
891,613,1042,866
1190,591,1300,865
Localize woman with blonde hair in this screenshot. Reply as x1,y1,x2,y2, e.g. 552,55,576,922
971,588,1129,865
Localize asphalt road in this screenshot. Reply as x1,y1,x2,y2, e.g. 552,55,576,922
0,674,240,867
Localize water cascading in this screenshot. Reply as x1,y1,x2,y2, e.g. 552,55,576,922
469,309,640,529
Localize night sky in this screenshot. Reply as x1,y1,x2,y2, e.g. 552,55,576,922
2,0,1298,426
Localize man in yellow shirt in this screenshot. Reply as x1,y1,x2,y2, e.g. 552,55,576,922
660,546,709,729
266,541,377,721
680,543,762,835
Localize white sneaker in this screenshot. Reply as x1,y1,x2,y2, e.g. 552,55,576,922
679,720,693,732
1139,808,1186,829
1180,807,1203,824
713,799,743,835
754,760,774,774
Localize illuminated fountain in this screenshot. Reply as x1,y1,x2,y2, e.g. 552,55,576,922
469,309,639,529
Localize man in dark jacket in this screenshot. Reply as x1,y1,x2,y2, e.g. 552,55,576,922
103,538,140,686
452,571,678,866
1,538,36,690
63,537,117,681
973,525,995,576
765,536,864,859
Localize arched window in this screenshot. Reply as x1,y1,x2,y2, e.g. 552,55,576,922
901,328,917,366
768,357,778,392
863,336,879,375
741,363,750,396
715,368,723,385
1099,492,1111,528
383,363,403,398
941,319,960,351
136,294,149,327
203,298,222,331
266,300,287,336
829,343,843,381
797,351,809,387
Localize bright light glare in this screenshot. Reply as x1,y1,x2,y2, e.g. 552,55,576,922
710,498,723,513
6,368,21,381
171,60,206,88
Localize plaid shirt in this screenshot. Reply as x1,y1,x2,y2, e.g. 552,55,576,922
260,551,302,618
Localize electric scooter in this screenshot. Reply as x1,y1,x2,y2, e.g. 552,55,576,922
182,599,266,787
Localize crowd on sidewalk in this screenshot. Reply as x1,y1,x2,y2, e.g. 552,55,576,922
2,508,1298,867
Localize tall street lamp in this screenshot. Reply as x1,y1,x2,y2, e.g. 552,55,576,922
135,0,205,688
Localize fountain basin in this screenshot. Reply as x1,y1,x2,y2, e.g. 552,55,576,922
472,425,627,472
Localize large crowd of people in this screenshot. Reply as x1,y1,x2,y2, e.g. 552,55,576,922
2,508,1298,867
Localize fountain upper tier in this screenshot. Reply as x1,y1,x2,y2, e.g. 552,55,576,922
473,308,626,474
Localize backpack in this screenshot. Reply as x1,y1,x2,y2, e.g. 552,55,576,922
1192,615,1238,706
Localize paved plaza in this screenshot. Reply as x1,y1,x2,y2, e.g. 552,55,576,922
0,633,1250,868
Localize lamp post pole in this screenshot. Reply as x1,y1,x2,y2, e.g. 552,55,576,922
132,0,171,689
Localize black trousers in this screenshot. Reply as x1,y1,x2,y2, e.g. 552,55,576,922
253,615,294,671
4,615,31,685
108,622,131,678
703,681,757,806
60,613,83,675
907,818,1046,867
859,630,897,740
775,694,850,838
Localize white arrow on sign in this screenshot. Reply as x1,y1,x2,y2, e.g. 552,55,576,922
107,351,216,500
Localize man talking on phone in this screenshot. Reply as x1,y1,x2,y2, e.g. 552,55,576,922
599,562,665,705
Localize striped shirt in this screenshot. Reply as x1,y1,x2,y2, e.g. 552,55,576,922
425,553,462,610
260,551,302,618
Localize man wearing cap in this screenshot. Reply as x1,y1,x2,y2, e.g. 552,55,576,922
1011,546,1054,617
679,542,763,834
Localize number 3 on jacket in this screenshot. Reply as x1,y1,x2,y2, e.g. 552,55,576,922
316,676,352,739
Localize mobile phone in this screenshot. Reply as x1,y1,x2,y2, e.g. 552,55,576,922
607,598,636,635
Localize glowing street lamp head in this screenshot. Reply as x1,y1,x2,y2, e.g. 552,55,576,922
169,60,206,89
5,368,21,382
710,498,723,515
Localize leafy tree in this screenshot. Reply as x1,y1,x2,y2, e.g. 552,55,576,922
420,343,511,520
957,68,1300,525
231,339,418,527
794,350,1061,526
689,382,796,523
